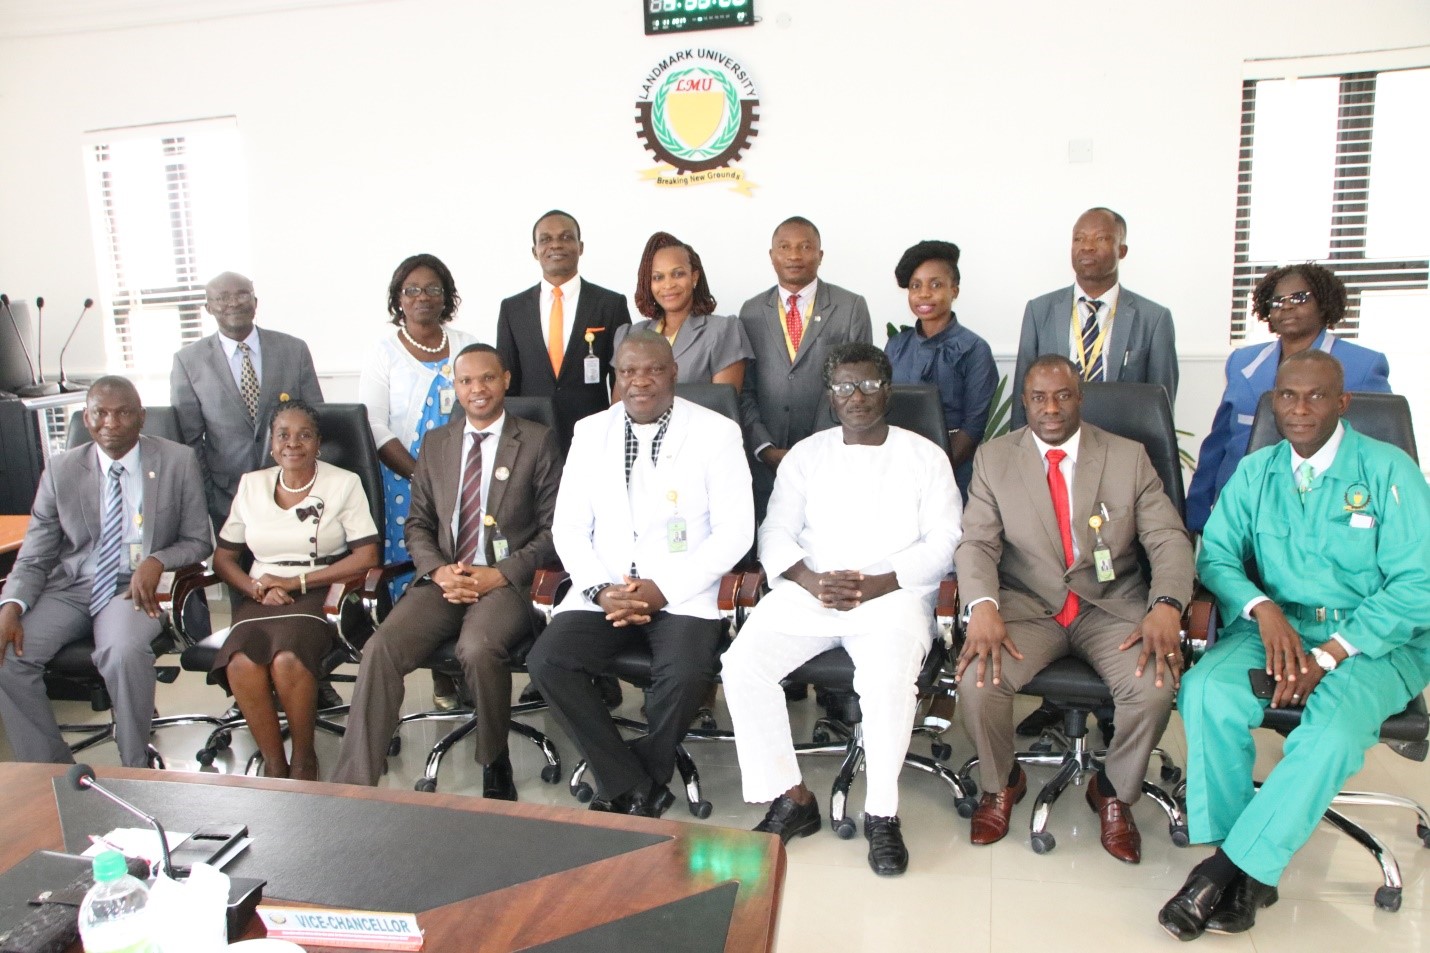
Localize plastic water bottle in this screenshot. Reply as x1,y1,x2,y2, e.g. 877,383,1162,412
77,851,156,953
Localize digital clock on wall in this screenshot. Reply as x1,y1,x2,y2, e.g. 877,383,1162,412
645,0,755,36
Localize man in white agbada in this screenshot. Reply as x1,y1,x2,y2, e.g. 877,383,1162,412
721,342,963,876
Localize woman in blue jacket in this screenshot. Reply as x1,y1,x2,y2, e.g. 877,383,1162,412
1186,263,1390,531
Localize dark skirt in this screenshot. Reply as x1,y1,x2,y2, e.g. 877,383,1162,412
210,589,334,693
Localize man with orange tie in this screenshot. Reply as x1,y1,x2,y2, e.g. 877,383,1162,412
738,216,872,522
496,210,632,453
953,356,1193,863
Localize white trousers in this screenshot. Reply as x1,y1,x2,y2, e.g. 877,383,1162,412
720,582,932,817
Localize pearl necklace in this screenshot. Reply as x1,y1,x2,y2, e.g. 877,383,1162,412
400,324,448,355
278,468,317,494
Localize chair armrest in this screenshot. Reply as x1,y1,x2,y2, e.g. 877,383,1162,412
360,562,416,601
158,564,215,644
323,566,382,661
530,566,570,623
1182,585,1218,664
935,576,960,649
735,568,765,609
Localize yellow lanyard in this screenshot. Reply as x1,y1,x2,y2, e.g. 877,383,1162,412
776,292,804,362
1070,297,1117,380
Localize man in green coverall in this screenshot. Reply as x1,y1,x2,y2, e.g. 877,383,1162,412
1159,349,1430,941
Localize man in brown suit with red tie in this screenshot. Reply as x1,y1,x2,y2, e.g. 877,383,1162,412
332,344,561,799
954,355,1194,863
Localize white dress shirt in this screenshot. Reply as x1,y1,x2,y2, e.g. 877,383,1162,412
449,412,506,566
539,276,584,356
217,327,262,392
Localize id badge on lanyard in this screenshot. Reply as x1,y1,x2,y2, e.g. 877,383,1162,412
666,489,687,553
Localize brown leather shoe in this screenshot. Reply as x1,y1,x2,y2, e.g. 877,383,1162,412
1086,781,1141,863
969,768,1028,845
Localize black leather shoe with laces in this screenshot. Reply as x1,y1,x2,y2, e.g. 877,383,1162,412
864,814,908,876
1158,872,1227,942
753,795,821,843
1204,873,1277,935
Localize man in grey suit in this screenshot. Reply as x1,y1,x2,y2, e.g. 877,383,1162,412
333,345,561,799
0,378,212,767
738,216,873,520
955,356,1194,863
1011,208,1178,428
171,271,324,530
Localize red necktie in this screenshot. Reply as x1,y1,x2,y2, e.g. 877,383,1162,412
785,294,804,353
1045,448,1079,626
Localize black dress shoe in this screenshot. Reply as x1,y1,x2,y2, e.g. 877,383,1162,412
596,674,624,709
782,681,809,702
753,795,821,843
864,815,908,876
482,752,517,801
1015,700,1061,737
432,672,460,712
1205,873,1277,935
1158,872,1228,942
588,796,617,813
518,682,544,704
623,781,675,818
316,681,344,711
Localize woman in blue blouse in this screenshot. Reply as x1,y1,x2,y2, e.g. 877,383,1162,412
884,240,997,497
1186,262,1390,531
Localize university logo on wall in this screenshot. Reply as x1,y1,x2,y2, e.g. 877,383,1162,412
636,49,759,196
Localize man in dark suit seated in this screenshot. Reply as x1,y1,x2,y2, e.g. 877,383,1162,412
955,356,1194,864
1159,351,1430,940
332,345,561,799
526,331,753,817
0,377,212,767
495,210,632,453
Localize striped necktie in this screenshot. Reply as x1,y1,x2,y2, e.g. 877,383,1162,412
90,462,127,617
454,432,490,564
1079,299,1104,381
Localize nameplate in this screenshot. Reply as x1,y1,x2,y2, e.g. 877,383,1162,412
257,904,423,950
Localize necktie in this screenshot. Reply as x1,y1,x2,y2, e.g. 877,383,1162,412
785,294,804,355
1079,299,1104,382
548,285,564,377
237,342,260,421
454,432,490,565
1296,461,1315,494
1045,449,1079,626
90,462,126,617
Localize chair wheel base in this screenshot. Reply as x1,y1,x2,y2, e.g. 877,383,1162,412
414,777,437,793
954,797,978,819
1375,886,1402,912
146,750,165,770
1030,832,1056,854
1029,739,1054,754
213,730,232,751
812,728,831,744
833,817,857,839
1161,766,1183,784
1169,826,1190,847
572,781,593,803
387,736,402,757
1416,824,1430,848
931,742,952,762
691,800,713,819
196,748,217,766
540,764,561,784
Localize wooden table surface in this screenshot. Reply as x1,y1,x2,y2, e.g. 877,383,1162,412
0,763,785,953
0,515,27,555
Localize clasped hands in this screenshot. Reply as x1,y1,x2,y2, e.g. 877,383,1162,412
597,577,668,627
788,564,897,612
1251,601,1344,708
432,563,509,605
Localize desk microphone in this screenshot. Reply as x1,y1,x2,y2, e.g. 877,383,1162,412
67,763,174,879
16,295,59,397
1,293,41,393
58,298,94,392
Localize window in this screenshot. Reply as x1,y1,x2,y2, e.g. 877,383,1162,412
1231,54,1430,458
83,117,251,372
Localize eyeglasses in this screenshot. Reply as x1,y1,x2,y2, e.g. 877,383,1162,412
1269,290,1314,310
828,379,887,398
401,285,445,299
208,290,253,304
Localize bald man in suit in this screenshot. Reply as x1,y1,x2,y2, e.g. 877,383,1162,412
0,378,211,767
955,356,1193,863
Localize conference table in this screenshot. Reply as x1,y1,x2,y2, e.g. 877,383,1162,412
0,763,785,952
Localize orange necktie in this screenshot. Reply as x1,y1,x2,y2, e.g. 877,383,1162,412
1046,448,1079,626
549,285,564,376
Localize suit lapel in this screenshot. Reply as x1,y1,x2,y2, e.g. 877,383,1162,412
791,283,832,369
76,446,101,545
1048,288,1076,356
205,335,246,407
253,328,283,437
138,436,157,554
485,417,520,521
1016,430,1065,558
431,423,464,555
670,314,706,369
559,280,595,385
1069,427,1107,569
1105,291,1135,381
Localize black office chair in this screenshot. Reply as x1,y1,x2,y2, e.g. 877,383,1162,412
953,382,1189,852
169,403,386,773
1222,389,1428,911
48,407,197,766
368,397,565,792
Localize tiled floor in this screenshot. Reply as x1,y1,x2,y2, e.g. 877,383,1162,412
5,657,1428,952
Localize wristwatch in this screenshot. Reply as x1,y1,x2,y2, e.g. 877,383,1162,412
1152,596,1184,615
1310,646,1338,673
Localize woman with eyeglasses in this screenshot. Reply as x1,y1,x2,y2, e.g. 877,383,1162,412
884,240,997,498
211,400,380,779
1186,262,1391,531
612,231,752,399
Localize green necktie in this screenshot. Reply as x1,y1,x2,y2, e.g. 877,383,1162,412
1296,461,1315,494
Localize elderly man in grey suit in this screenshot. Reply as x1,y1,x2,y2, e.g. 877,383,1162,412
1011,208,1178,428
738,216,872,521
171,271,324,530
955,356,1193,864
0,378,211,767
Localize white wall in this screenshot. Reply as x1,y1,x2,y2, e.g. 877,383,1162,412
2,0,1428,447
